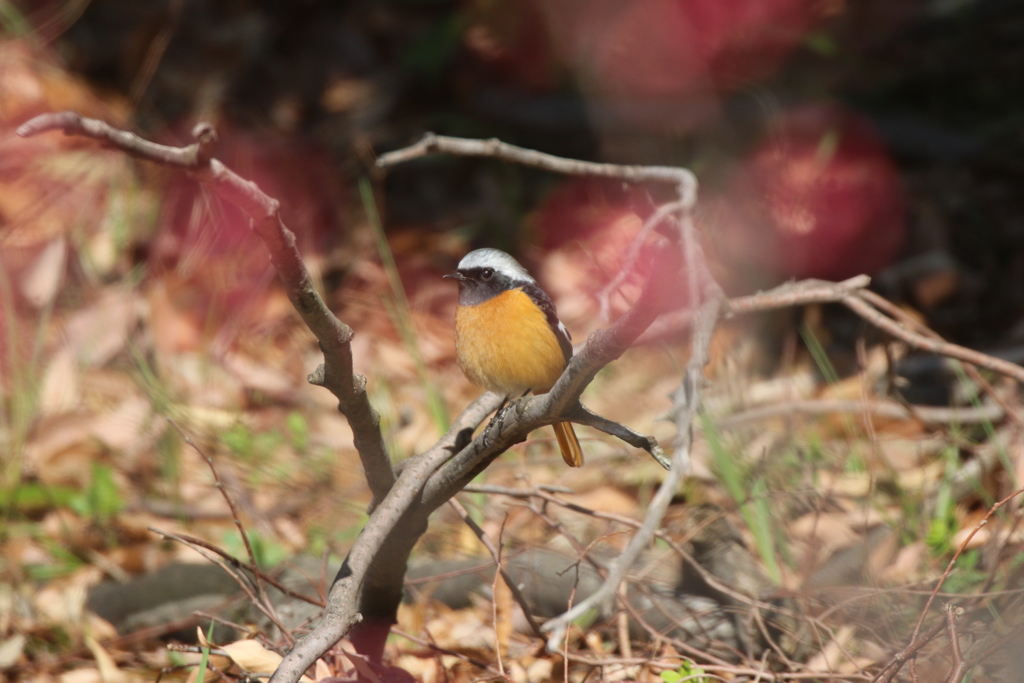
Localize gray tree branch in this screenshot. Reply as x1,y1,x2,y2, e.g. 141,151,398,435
375,132,697,205
568,404,670,468
17,111,398,508
538,203,727,649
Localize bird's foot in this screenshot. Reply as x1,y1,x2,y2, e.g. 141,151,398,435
482,396,517,449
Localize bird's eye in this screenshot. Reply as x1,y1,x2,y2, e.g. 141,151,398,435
480,268,494,280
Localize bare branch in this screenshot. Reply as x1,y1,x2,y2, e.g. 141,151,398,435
568,404,671,468
595,200,689,321
539,235,726,650
840,294,1024,385
462,483,574,496
638,275,872,346
376,132,697,204
17,111,211,167
717,398,1004,429
18,112,397,507
859,290,1024,428
640,274,1024,389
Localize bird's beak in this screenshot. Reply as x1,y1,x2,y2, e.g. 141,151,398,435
443,272,466,281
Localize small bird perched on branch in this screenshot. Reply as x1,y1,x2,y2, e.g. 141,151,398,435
445,248,583,467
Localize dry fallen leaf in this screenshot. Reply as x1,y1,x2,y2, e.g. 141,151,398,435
60,667,106,683
24,413,106,487
63,286,140,367
804,624,856,673
20,237,67,308
84,636,127,683
39,345,81,417
0,634,26,669
88,396,153,454
194,631,314,683
221,350,298,400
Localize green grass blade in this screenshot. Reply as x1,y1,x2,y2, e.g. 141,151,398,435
701,415,782,582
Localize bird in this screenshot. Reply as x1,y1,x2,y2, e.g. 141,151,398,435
445,248,583,467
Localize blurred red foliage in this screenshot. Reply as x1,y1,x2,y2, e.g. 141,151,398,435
467,0,822,130
149,123,346,351
712,103,906,283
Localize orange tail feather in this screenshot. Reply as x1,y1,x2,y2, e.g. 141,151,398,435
553,421,583,467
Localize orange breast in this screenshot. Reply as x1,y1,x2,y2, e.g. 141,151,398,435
454,288,567,396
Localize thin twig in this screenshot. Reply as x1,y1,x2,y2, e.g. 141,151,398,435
944,605,965,683
859,289,1024,428
978,507,1024,596
167,419,281,634
840,294,1024,385
404,556,521,587
716,398,1004,429
641,274,1024,390
637,276,872,345
595,200,689,321
872,484,1024,683
909,485,1024,642
870,620,947,683
462,483,574,496
375,133,697,204
569,403,671,469
541,285,726,650
146,525,325,609
148,528,295,644
447,498,545,638
492,516,508,677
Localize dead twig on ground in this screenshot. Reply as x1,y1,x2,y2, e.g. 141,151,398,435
717,398,1004,429
147,528,295,643
168,419,285,640
447,498,545,638
871,485,1024,683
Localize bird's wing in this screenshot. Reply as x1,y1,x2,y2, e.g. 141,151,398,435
521,282,573,363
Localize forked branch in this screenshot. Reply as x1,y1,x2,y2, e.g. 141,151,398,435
17,111,397,508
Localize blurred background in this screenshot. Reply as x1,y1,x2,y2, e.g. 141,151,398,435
8,0,1024,336
3,0,1024,680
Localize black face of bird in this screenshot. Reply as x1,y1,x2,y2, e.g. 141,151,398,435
444,266,514,306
